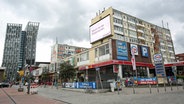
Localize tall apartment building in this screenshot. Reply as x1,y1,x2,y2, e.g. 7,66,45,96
90,7,175,64
2,22,39,81
51,43,88,63
64,7,177,85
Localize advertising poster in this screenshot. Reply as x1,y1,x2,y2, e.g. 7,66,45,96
116,40,128,60
136,77,157,84
130,44,138,55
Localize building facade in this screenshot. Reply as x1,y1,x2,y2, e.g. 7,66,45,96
2,22,39,81
175,53,184,62
51,43,88,63
63,7,176,87
90,7,175,64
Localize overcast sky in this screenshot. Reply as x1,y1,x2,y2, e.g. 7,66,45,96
0,0,184,65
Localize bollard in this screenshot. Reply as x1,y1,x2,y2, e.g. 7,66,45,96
132,84,135,94
149,84,152,94
156,84,159,93
170,82,173,91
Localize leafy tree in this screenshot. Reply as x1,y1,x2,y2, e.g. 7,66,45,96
41,71,49,83
59,61,76,82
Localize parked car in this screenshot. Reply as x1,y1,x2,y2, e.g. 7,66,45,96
0,82,9,88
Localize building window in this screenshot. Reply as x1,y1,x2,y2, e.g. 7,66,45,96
96,44,109,57
80,52,89,61
113,18,122,24
114,26,123,32
128,30,137,37
128,23,136,30
113,11,122,17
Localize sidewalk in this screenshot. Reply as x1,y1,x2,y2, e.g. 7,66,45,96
0,87,64,104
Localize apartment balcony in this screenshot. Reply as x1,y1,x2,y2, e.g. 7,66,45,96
113,15,122,20
114,30,124,35
128,27,136,31
160,42,165,45
161,48,166,52
95,54,110,62
137,29,144,33
166,33,171,37
77,60,90,66
138,36,145,40
167,44,173,47
136,23,145,27
113,22,123,27
127,20,136,24
169,50,174,53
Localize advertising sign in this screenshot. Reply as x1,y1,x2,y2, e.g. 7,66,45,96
136,77,157,84
155,63,165,77
116,40,128,60
130,44,138,55
154,54,162,62
131,55,136,70
76,82,96,89
113,65,119,73
141,46,149,57
90,15,111,43
154,53,166,84
63,82,96,89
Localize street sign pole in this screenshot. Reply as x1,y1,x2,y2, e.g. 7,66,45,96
131,49,136,94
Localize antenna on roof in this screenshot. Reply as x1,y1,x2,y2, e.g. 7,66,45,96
167,22,169,29
102,7,105,13
162,20,164,28
56,37,58,44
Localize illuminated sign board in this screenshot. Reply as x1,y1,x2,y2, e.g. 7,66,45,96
154,53,166,77
141,46,149,57
154,54,162,62
90,15,111,43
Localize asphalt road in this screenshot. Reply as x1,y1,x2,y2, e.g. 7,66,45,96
37,86,184,104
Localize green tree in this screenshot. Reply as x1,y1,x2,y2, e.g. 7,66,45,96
41,71,49,83
59,61,76,82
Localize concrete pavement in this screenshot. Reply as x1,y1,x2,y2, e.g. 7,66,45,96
1,85,184,104
38,85,184,104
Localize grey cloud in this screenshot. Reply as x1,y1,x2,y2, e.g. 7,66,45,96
2,0,184,54
134,0,184,22
173,26,184,54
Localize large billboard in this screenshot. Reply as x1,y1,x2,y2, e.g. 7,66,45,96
90,15,111,43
